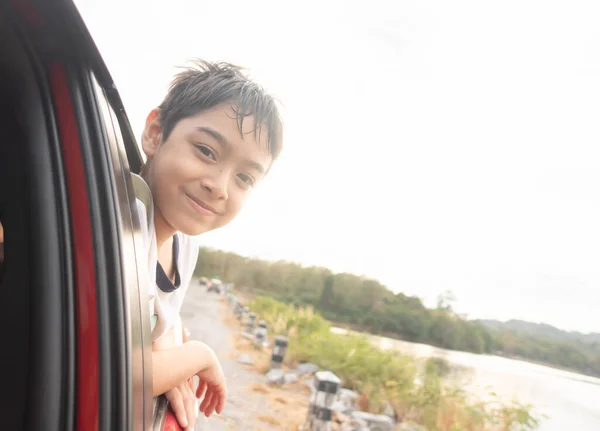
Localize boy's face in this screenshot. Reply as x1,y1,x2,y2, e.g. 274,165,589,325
142,103,273,237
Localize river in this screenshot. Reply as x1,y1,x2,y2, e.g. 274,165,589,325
331,327,600,431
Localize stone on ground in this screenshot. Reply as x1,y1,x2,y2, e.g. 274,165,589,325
266,368,285,384
350,411,395,431
236,353,254,365
283,372,298,384
296,362,319,376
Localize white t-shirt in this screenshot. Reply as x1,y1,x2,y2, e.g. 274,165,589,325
135,193,200,342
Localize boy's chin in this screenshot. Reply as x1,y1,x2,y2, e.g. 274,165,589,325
177,221,216,237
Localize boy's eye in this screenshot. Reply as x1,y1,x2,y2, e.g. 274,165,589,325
237,173,255,188
195,144,216,160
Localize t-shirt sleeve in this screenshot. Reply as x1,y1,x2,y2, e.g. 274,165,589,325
180,234,201,294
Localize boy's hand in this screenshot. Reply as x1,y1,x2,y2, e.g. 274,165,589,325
195,345,227,417
165,379,197,430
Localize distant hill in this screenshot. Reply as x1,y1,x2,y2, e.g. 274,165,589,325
477,319,600,345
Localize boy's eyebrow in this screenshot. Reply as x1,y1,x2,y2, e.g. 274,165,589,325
197,126,232,149
196,126,266,174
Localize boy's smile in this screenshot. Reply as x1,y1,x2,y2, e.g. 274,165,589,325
184,193,221,216
142,103,273,244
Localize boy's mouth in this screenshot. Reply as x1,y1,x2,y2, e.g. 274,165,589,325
185,193,219,216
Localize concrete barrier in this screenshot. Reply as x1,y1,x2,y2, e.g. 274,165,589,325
270,335,288,369
306,371,341,431
253,320,268,348
245,312,256,333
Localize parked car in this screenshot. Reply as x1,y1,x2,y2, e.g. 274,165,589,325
207,278,223,294
0,0,181,429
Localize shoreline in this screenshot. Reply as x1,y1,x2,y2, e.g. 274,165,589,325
330,321,600,382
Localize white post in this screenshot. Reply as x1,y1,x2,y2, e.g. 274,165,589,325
253,320,268,348
307,371,341,431
246,312,256,333
270,336,288,369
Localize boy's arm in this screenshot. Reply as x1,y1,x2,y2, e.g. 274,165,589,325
152,340,214,397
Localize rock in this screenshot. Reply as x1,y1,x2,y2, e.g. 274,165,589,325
383,401,396,422
236,354,254,365
296,362,320,376
398,422,428,431
338,414,369,431
283,372,298,384
338,388,360,412
350,411,394,431
303,378,316,395
331,399,349,413
333,410,349,423
267,368,285,384
340,388,360,399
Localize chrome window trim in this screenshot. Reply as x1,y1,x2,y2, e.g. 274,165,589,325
92,77,154,430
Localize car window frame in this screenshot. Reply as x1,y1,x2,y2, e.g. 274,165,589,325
91,76,154,431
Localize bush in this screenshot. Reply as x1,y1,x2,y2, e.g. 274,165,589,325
248,296,541,431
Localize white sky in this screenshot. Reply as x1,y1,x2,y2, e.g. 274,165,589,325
74,0,600,333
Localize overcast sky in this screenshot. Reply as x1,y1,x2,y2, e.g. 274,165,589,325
75,0,600,333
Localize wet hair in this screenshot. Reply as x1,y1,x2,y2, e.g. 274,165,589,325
158,59,283,160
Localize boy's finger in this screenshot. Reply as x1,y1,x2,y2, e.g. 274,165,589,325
213,387,226,416
207,386,223,417
210,384,226,415
196,380,207,399
207,395,219,417
204,396,214,417
199,388,210,411
183,385,196,429
216,387,226,414
169,389,188,428
200,390,214,415
204,391,216,415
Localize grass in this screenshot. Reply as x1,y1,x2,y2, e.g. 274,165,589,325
247,295,541,431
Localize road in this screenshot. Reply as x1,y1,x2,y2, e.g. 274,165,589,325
180,282,287,431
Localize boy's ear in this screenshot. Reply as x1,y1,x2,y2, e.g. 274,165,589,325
141,108,162,158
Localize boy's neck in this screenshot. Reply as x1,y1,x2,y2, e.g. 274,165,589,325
153,206,176,249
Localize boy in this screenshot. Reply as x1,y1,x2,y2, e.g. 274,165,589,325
136,60,283,429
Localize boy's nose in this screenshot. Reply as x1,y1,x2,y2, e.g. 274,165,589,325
201,175,228,201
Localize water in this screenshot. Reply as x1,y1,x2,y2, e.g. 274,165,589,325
331,327,600,430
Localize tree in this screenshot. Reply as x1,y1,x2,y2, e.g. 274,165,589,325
319,274,335,309
436,290,456,312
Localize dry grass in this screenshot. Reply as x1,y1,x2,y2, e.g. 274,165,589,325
231,329,273,373
223,296,312,431
240,343,310,431
251,383,270,394
257,414,281,426
221,301,242,331
254,374,311,430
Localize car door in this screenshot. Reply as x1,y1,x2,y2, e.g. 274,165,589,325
0,0,154,429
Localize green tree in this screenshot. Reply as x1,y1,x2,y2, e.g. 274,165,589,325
319,273,335,309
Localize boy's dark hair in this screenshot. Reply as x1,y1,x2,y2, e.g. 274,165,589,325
158,59,283,160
